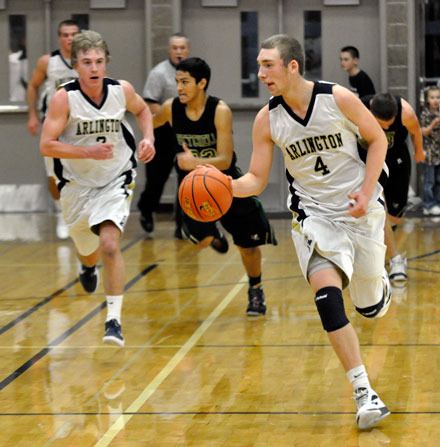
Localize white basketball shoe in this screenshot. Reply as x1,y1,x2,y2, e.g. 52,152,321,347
354,387,390,430
389,254,408,283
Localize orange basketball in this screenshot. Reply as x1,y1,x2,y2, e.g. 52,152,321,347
178,166,233,222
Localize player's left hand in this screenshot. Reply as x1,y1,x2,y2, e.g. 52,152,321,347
347,191,369,218
138,138,155,163
414,148,426,163
177,143,197,170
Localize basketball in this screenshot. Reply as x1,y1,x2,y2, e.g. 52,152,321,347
178,166,233,222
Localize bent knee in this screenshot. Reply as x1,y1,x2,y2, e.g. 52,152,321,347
315,287,349,332
355,299,385,318
99,237,119,257
355,275,390,319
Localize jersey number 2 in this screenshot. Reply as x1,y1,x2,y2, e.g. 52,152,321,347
314,156,330,175
97,136,107,143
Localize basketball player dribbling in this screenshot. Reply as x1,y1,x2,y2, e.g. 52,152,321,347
40,30,155,346
153,57,277,316
232,34,391,429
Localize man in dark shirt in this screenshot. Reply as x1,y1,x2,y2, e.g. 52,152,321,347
153,57,277,316
360,93,425,284
340,46,376,98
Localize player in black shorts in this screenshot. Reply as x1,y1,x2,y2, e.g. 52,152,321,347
361,93,425,282
153,57,277,316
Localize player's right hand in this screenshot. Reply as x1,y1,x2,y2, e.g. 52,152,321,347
87,143,114,159
27,116,40,135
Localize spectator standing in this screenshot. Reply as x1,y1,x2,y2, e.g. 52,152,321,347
340,46,376,98
420,86,440,215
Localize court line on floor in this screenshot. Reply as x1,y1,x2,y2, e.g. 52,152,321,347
0,235,144,336
0,263,157,391
94,274,247,447
409,249,440,261
2,410,440,416
2,342,440,350
131,274,303,294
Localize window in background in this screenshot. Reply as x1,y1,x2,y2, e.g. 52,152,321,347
9,15,27,102
304,11,322,80
72,14,89,31
425,1,440,78
241,11,259,98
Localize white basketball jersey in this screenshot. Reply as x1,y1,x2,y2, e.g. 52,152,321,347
41,50,78,116
269,81,383,220
56,78,137,188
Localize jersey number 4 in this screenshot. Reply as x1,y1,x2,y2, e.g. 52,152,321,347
314,156,330,175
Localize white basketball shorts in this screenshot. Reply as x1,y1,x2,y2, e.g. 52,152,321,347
59,171,136,256
291,201,386,309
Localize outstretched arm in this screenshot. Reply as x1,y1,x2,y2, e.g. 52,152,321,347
232,105,274,197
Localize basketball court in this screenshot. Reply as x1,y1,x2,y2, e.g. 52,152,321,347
0,212,439,445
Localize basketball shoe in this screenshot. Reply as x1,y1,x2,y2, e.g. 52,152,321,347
103,319,124,347
210,231,229,254
389,254,408,283
246,286,267,316
354,387,390,430
174,226,183,240
79,265,99,293
140,212,154,234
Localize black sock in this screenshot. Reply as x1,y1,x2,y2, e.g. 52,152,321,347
81,264,96,271
249,275,262,288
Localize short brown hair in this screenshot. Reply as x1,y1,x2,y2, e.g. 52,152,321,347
57,19,80,35
261,34,304,75
71,30,110,67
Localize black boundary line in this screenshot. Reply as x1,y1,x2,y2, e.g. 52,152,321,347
0,410,438,416
4,342,439,349
0,263,157,391
409,249,440,261
0,234,144,336
407,267,440,274
135,274,304,294
191,343,440,348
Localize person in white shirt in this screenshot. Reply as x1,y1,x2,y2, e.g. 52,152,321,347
27,19,80,239
40,30,155,347
233,34,391,430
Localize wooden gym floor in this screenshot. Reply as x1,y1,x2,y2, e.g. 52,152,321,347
0,212,439,446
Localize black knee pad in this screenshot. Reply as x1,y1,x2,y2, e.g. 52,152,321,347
314,287,349,332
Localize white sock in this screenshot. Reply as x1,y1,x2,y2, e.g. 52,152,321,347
346,365,371,391
54,200,62,212
106,295,123,323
